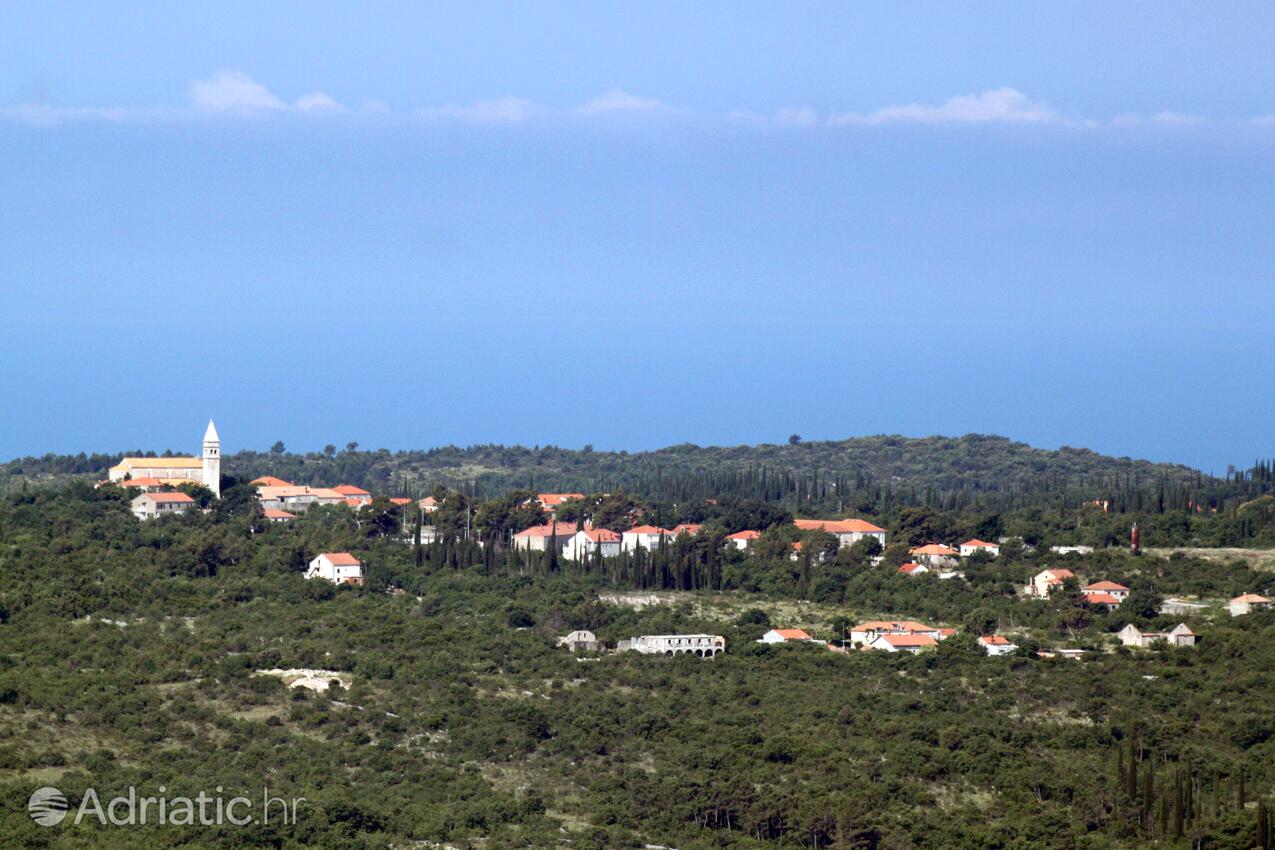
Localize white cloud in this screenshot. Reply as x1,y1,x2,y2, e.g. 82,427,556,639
774,106,818,127
295,92,346,113
0,104,131,126
419,97,539,123
829,87,1061,126
1254,114,1275,126
575,89,671,115
1152,110,1203,124
189,70,287,112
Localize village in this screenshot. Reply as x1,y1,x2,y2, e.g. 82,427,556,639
102,422,1273,667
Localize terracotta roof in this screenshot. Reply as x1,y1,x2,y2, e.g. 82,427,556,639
537,493,584,507
515,523,578,538
1040,568,1075,581
388,497,412,505
1083,592,1122,605
343,499,365,508
726,530,761,541
262,508,296,519
794,518,885,534
1085,580,1130,591
979,635,1013,646
1231,593,1272,604
320,552,360,566
118,477,166,488
626,525,671,535
898,562,925,574
115,457,202,469
418,497,439,507
671,524,702,536
332,485,371,496
854,620,939,634
251,476,293,487
582,528,621,542
144,492,195,504
961,539,999,548
877,634,938,648
911,544,959,556
772,628,813,640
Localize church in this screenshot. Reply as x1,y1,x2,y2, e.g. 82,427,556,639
108,420,222,497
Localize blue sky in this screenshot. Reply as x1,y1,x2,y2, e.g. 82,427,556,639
2,3,1273,473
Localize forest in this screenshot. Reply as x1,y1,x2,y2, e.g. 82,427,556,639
0,480,1273,848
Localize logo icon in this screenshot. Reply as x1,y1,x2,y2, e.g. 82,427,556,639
28,786,69,827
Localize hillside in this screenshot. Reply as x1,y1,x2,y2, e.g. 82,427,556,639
1,434,1215,506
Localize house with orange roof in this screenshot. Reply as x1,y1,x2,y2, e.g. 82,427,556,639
388,497,412,506
670,523,702,537
250,476,293,488
513,522,580,553
959,538,1001,558
256,485,345,512
793,518,886,550
864,633,938,653
1082,581,1130,609
1229,593,1272,617
910,543,960,567
418,496,439,514
726,530,761,550
978,635,1018,656
306,552,364,585
561,527,622,560
621,525,673,553
332,485,372,505
849,620,950,646
534,493,584,517
759,628,814,644
262,508,296,523
131,491,196,521
1028,568,1076,598
898,562,928,576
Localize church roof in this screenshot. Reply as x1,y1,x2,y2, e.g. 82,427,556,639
112,457,202,471
203,419,220,443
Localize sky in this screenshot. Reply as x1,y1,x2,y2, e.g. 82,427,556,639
2,3,1273,473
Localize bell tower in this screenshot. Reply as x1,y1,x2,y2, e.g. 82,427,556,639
202,419,221,498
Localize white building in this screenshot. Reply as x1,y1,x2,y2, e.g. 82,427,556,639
910,544,960,567
759,628,813,644
621,525,673,553
793,518,886,550
1050,545,1094,556
959,539,1000,558
256,485,346,512
109,419,222,498
978,635,1018,656
1117,623,1196,648
898,562,928,576
1228,594,1272,617
618,634,725,656
306,552,364,585
561,528,622,560
1027,568,1075,598
864,634,937,653
131,491,196,520
513,522,580,552
726,530,760,550
557,630,602,652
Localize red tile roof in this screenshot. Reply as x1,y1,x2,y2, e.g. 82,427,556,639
911,544,959,556
979,635,1013,646
145,492,196,504
1083,592,1122,606
320,552,360,566
671,524,702,536
877,634,938,648
514,523,579,538
332,485,371,496
582,528,621,542
626,525,671,535
262,508,296,519
898,562,925,574
772,628,813,640
1232,593,1272,604
537,493,584,507
794,518,886,534
1085,580,1130,591
388,497,412,505
727,530,761,541
251,476,293,487
961,539,999,548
